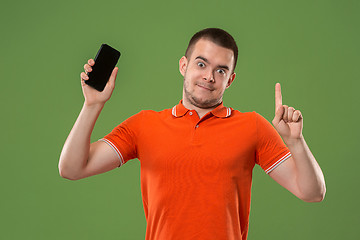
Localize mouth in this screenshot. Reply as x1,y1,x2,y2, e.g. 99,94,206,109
196,84,213,91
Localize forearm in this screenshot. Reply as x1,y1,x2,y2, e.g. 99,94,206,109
58,102,104,180
286,136,326,202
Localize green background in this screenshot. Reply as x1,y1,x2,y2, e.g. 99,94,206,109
1,0,359,239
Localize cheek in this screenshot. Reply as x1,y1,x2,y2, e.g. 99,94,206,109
215,82,228,94
186,67,202,79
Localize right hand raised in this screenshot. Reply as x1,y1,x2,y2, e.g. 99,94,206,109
80,59,119,106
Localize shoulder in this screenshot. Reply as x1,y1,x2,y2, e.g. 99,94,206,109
251,111,273,126
123,107,173,124
136,108,172,119
231,109,270,121
228,109,274,131
228,109,259,121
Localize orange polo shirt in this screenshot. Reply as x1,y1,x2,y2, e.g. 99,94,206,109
100,100,291,240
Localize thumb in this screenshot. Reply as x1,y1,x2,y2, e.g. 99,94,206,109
273,105,284,125
108,67,118,88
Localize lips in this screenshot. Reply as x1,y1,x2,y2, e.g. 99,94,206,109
196,84,213,91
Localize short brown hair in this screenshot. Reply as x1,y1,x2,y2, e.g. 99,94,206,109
185,28,238,72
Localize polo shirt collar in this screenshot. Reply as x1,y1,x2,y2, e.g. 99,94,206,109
172,100,232,118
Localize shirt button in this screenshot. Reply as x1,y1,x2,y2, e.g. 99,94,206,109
189,112,193,116
195,125,199,128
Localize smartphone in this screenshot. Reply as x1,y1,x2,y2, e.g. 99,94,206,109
85,44,121,92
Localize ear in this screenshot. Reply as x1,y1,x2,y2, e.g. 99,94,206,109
179,56,188,77
225,72,236,89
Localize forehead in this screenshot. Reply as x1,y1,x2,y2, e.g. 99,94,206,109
190,38,234,66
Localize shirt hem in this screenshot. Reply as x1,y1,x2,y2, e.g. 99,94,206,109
265,151,292,174
98,138,124,167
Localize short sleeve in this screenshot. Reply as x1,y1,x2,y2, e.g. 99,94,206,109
99,112,142,167
254,112,291,174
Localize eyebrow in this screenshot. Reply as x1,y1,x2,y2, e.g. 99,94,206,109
195,56,230,71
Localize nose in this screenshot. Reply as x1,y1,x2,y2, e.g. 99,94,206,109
203,70,215,83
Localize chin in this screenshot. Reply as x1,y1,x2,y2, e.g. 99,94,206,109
192,97,220,109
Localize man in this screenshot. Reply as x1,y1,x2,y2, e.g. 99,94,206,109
59,28,326,240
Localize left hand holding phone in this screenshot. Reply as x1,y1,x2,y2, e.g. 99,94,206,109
80,58,119,107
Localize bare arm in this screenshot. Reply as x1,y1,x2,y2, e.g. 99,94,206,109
269,83,326,202
269,138,326,202
58,59,120,180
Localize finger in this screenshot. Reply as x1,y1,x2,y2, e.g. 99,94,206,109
88,59,95,66
273,104,284,125
275,83,282,112
283,105,288,122
84,64,92,74
293,110,302,122
288,107,295,122
80,72,89,80
80,73,87,87
107,67,118,88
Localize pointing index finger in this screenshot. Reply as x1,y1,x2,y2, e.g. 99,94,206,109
275,83,282,111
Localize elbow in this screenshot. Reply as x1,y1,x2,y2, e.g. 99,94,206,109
303,193,325,203
58,162,82,181
301,185,326,203
59,171,80,181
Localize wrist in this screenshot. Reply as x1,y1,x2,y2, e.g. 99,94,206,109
83,101,105,111
284,134,304,148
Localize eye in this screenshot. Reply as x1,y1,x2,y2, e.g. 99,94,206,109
197,62,205,67
216,69,226,75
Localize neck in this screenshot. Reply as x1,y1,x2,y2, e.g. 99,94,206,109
182,99,221,119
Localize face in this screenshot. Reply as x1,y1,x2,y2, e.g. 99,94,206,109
179,38,236,109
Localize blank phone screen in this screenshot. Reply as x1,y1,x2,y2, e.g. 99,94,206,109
85,44,121,92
